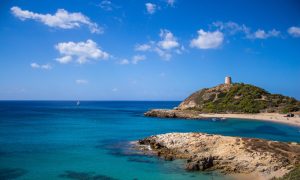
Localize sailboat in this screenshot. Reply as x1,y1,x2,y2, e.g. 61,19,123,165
77,101,80,106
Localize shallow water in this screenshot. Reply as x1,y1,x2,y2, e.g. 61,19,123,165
0,101,299,180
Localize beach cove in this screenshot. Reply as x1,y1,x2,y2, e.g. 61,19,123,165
1,101,300,179
145,109,300,127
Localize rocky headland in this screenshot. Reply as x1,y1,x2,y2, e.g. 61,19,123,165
144,82,300,126
176,83,300,114
136,133,300,180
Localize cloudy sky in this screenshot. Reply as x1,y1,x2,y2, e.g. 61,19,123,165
0,0,300,100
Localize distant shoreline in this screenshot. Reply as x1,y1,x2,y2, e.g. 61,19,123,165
199,113,300,127
144,109,300,127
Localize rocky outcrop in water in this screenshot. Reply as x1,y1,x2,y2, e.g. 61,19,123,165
144,109,201,119
136,133,300,179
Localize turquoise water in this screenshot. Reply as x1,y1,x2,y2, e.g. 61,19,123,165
0,101,299,180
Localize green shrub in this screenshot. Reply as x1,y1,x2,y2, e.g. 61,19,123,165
272,166,300,180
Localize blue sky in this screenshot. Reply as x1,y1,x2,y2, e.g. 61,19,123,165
0,0,300,100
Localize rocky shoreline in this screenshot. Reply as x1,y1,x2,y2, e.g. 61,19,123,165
144,109,300,127
144,109,202,119
135,133,300,180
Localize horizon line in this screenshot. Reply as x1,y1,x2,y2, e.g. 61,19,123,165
0,99,182,102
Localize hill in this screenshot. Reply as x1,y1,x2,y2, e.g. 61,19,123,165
178,83,300,114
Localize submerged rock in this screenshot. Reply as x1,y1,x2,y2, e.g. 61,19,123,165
135,133,300,179
58,171,118,180
0,168,27,180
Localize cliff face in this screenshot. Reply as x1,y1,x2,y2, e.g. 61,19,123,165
178,83,300,114
136,133,300,179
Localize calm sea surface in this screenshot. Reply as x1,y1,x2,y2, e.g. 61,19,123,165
0,101,299,180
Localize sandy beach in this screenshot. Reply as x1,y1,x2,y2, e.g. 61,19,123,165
200,113,300,127
145,109,300,127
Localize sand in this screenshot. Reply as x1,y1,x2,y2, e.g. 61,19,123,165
145,109,300,127
200,113,300,127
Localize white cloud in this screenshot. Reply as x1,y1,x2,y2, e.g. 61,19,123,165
154,47,171,60
135,44,152,51
30,63,40,68
190,29,224,49
248,29,280,39
76,79,88,84
167,0,175,6
30,62,52,70
265,29,280,37
117,56,147,65
132,55,146,64
119,59,130,65
40,64,52,69
55,39,110,64
213,21,281,40
158,29,179,50
112,88,118,92
254,30,268,39
99,0,113,11
288,26,300,37
56,55,72,64
135,29,182,60
145,3,156,14
212,21,249,35
11,6,102,33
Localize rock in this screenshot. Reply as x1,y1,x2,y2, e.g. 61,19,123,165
135,132,300,179
186,156,214,171
186,161,200,171
200,156,214,170
164,155,174,161
144,109,201,119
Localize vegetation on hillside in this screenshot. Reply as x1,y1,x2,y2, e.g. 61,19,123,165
272,166,300,180
182,83,300,114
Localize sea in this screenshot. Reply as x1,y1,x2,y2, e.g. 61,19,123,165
0,101,299,180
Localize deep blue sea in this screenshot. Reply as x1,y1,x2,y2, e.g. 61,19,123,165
0,101,300,180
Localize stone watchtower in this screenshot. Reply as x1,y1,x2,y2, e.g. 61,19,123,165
225,76,232,85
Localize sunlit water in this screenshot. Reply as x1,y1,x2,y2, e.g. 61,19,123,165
0,101,299,180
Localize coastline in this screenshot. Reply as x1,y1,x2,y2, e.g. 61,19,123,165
135,132,300,180
199,113,300,127
144,109,300,127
